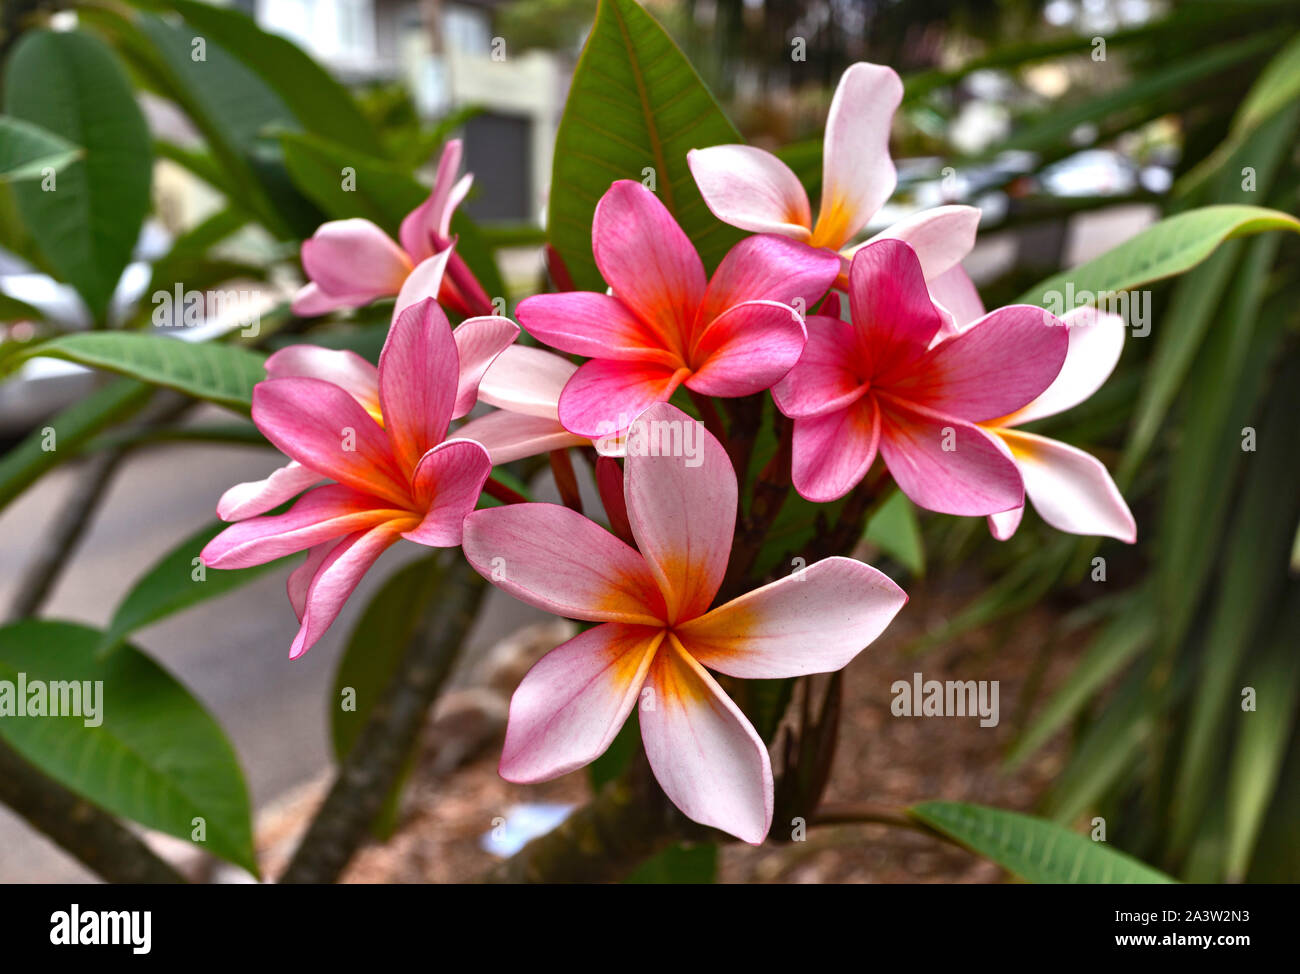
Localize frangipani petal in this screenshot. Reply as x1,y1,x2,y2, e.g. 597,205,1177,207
289,522,403,659
557,359,690,439
378,298,459,473
288,539,341,621
301,219,410,301
698,234,840,326
861,204,981,281
252,377,410,507
684,299,807,398
499,624,663,782
477,345,576,420
987,505,1024,542
592,181,706,353
399,139,465,261
393,248,453,317
813,62,903,249
927,264,985,337
462,503,666,625
217,460,322,522
624,402,736,622
640,638,773,845
772,314,866,419
678,556,906,678
456,410,585,465
848,239,945,377
876,397,1024,516
1000,429,1136,542
790,399,880,503
515,291,677,365
291,281,357,317
687,144,812,240
451,315,520,419
1001,306,1126,425
404,438,492,546
264,345,380,418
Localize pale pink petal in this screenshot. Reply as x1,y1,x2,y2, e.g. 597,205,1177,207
987,505,1024,541
678,556,907,677
640,638,773,844
499,624,663,782
623,401,735,621
477,345,576,420
848,239,945,377
399,139,465,261
876,397,1024,516
291,282,357,316
592,181,706,352
289,522,403,659
1000,429,1136,542
201,484,399,569
684,299,807,398
813,62,903,249
404,439,492,546
462,504,665,624
451,315,519,419
557,359,690,439
252,378,410,507
264,345,380,416
514,291,679,366
790,399,880,503
862,205,981,281
928,264,985,337
393,249,452,317
301,219,410,300
891,305,1068,423
1001,306,1126,425
687,144,812,240
456,410,585,465
288,539,341,621
772,314,867,419
217,460,322,521
378,297,459,473
698,234,841,326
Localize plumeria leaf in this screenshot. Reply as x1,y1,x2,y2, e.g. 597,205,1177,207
548,0,744,290
863,490,925,577
624,842,718,883
3,30,152,321
909,801,1176,884
0,619,258,875
11,333,266,413
0,116,82,182
98,520,289,657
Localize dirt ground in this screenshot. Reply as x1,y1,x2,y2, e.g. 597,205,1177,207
248,572,1083,884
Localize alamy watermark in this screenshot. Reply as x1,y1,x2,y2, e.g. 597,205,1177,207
0,673,102,727
891,672,999,727
1042,283,1150,337
593,413,706,467
151,284,262,337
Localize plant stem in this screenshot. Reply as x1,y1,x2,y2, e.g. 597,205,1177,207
483,477,528,505
549,449,583,513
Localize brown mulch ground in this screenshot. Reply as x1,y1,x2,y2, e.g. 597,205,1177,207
249,573,1084,884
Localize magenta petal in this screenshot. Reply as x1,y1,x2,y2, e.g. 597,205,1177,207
499,624,662,782
456,410,585,465
301,219,410,300
404,439,492,547
393,249,453,317
216,460,322,521
399,139,465,261
557,358,689,439
685,300,807,398
289,523,402,659
876,397,1023,516
288,539,341,621
264,345,380,416
927,264,985,336
515,291,677,365
378,297,459,473
848,239,945,377
772,314,866,419
451,315,520,419
698,234,840,325
790,399,880,503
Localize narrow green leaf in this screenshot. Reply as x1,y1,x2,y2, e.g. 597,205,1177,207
863,490,924,577
98,520,286,656
910,801,1176,884
548,0,744,290
0,116,82,182
0,619,257,874
13,333,265,412
3,30,152,320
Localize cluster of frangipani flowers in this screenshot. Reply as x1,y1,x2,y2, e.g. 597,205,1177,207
204,59,1135,841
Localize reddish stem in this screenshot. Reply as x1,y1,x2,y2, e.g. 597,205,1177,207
549,449,583,514
483,477,528,505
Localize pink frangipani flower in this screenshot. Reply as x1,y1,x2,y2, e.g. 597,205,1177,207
940,290,1136,542
772,238,1069,514
687,62,981,304
515,180,841,438
291,140,492,319
461,402,907,843
202,297,518,658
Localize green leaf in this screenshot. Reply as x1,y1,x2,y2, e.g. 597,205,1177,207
0,116,82,182
3,30,152,321
98,520,286,657
1014,204,1300,309
624,842,717,883
587,706,640,791
13,333,266,412
863,490,924,577
909,801,1176,884
547,0,744,290
0,619,257,874
0,378,151,512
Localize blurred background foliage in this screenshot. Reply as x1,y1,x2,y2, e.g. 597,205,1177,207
0,0,1297,883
